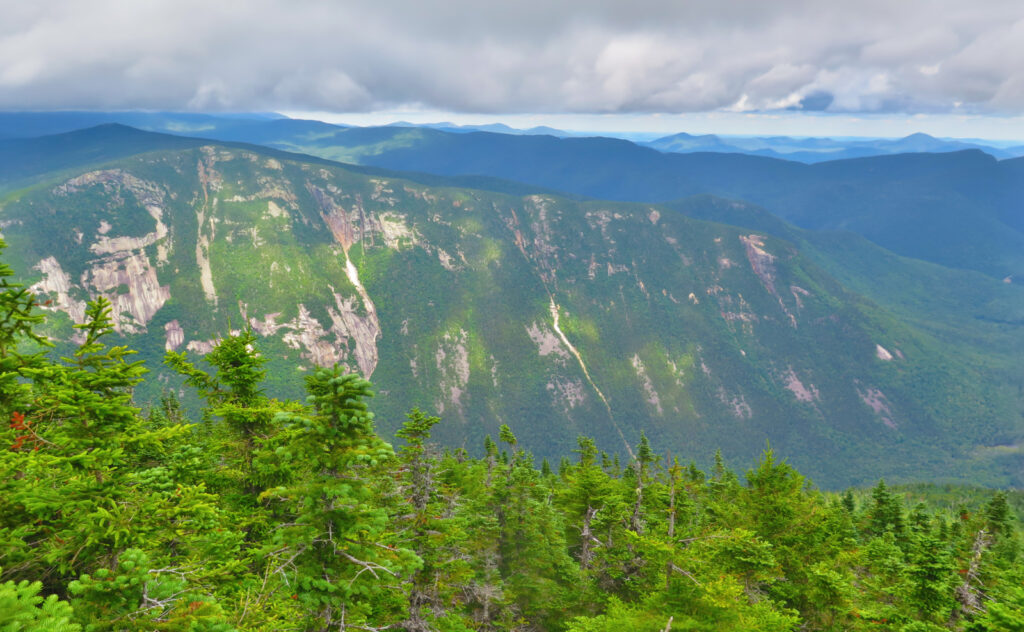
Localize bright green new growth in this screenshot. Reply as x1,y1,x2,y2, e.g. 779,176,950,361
0,573,80,632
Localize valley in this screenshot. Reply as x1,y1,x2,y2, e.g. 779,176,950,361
2,126,1022,488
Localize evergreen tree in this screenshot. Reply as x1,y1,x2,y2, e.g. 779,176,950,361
3,299,168,583
869,479,906,539
0,238,50,423
842,490,856,515
984,492,1014,540
906,530,956,621
166,330,295,510
266,368,415,630
394,408,474,631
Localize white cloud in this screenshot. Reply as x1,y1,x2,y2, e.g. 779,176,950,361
0,0,1023,115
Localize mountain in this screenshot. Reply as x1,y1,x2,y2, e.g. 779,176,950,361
0,110,286,139
644,131,1024,162
12,118,1021,287
2,132,1023,487
643,132,744,154
0,111,575,149
258,126,1024,282
0,124,208,188
0,124,575,202
413,122,573,136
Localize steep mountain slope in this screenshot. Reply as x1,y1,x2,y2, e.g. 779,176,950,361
1,142,1022,487
18,120,1020,286
665,194,1024,338
266,126,1024,282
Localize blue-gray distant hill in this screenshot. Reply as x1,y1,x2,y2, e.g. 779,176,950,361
0,124,568,200
644,131,1024,162
0,110,286,139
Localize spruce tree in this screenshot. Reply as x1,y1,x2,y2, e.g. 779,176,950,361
266,368,414,630
394,408,473,631
869,479,906,539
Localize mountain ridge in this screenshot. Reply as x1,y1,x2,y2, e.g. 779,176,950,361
285,127,1024,282
0,124,581,201
2,137,1022,487
644,130,1024,161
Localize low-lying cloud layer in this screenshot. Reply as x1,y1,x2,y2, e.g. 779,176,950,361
2,0,1023,115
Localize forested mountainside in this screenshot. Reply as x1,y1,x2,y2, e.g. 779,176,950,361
247,125,1024,283
2,137,1022,487
1,258,1024,630
7,122,1024,281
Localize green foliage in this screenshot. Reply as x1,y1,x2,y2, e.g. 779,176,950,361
1,297,187,587
969,584,1024,631
68,549,232,632
870,479,907,538
1,243,1023,632
265,368,414,629
0,237,48,354
0,573,80,632
498,424,517,447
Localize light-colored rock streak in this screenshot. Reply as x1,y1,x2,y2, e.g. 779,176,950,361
434,329,471,417
30,257,87,324
83,252,171,333
165,320,184,351
632,354,664,415
90,205,168,255
525,321,570,362
186,339,218,355
547,376,587,415
196,212,216,305
36,170,175,333
327,287,380,378
739,234,796,328
249,312,286,337
857,385,897,429
196,160,218,305
378,212,417,249
340,256,381,377
782,367,819,403
281,305,339,367
548,297,634,458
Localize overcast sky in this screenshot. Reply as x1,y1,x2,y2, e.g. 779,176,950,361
3,0,1024,137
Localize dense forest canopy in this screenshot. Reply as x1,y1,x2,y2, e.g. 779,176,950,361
2,237,1024,631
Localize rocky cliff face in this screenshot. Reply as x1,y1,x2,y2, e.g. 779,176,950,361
30,169,172,334
2,144,1017,487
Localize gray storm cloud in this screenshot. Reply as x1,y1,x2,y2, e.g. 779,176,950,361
1,0,1022,114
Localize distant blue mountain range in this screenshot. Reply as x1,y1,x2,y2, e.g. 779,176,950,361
642,130,1024,161
2,111,1019,162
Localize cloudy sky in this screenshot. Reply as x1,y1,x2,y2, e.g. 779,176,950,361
3,0,1024,137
